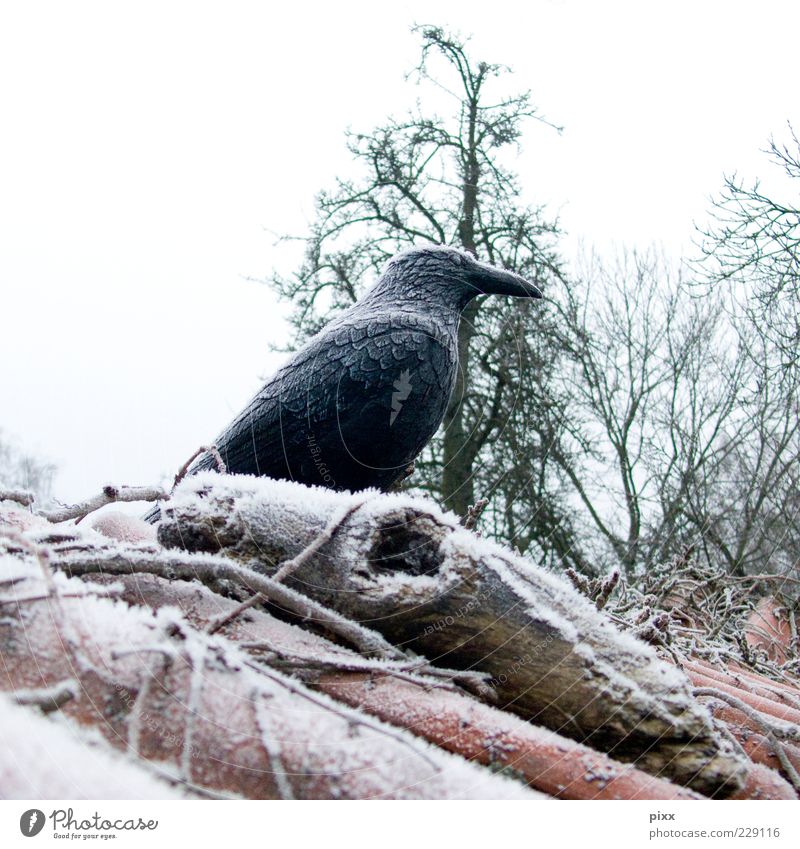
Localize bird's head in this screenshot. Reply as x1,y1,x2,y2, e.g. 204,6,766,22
377,245,542,311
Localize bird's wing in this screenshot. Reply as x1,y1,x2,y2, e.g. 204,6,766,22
194,310,453,487
317,317,456,484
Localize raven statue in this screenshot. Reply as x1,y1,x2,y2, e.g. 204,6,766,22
153,246,541,512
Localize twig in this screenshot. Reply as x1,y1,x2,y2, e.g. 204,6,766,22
240,642,495,699
1,529,96,697
243,658,442,772
2,528,58,597
0,590,120,607
565,566,590,596
788,607,798,653
38,485,168,523
173,445,226,489
596,568,620,611
253,692,295,800
181,642,206,784
728,574,800,587
53,545,495,700
52,547,408,662
207,498,367,637
566,566,619,610
462,497,489,531
206,592,266,635
0,488,35,507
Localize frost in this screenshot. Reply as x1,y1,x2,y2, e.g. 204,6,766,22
170,472,696,721
0,520,545,799
0,694,184,799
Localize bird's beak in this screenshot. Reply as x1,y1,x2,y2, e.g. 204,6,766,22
469,264,543,299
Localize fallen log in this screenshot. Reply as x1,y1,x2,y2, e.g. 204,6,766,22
157,473,747,796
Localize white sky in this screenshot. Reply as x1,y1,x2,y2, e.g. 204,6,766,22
1,0,798,503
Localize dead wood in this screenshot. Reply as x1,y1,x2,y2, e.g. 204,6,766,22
156,473,747,796
37,485,168,523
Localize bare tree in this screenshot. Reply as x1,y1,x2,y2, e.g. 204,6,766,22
530,248,800,580
693,125,800,577
697,124,800,366
532,251,743,575
692,333,800,578
271,25,563,518
0,429,56,502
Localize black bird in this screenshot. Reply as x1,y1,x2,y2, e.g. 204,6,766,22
156,246,541,508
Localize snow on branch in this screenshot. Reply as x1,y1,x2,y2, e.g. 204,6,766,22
37,485,168,523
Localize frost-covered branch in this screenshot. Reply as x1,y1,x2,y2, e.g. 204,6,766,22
695,687,800,793
0,535,538,800
38,485,168,523
0,488,35,507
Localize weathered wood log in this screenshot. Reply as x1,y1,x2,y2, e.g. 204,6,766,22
157,473,747,796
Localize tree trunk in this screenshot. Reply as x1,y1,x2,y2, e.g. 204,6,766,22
441,300,480,515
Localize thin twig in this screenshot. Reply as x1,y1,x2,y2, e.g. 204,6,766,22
728,574,800,587
2,529,90,685
0,589,120,607
173,445,226,489
52,547,407,662
204,498,367,634
38,485,168,524
462,497,489,531
243,658,442,772
272,498,367,583
241,642,495,699
596,568,620,610
206,592,266,635
252,692,295,800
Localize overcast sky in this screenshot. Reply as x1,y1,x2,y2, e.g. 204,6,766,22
1,1,798,503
